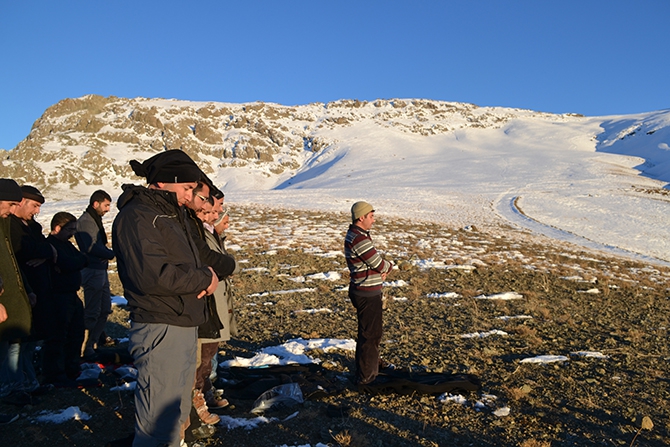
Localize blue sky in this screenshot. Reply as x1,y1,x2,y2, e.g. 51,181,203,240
1,0,668,150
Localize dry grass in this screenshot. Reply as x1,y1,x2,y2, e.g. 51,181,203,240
506,385,531,401
519,440,552,447
331,430,352,447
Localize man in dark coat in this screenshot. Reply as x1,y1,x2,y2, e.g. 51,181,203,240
75,190,115,360
183,180,236,428
113,150,218,447
0,179,32,408
10,185,60,385
47,212,88,385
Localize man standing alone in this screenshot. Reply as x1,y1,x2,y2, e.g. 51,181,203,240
113,150,218,447
75,190,114,360
344,201,393,390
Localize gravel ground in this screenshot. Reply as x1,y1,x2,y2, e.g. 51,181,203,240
1,205,669,447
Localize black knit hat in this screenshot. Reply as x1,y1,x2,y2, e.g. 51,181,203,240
129,150,202,184
0,178,22,202
200,172,224,199
21,185,45,204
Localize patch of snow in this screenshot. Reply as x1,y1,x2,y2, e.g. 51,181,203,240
474,292,523,300
33,406,91,423
520,355,569,364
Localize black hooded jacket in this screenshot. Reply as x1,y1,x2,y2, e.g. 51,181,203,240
112,184,212,327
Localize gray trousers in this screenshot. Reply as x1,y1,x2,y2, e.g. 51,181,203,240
129,322,197,447
81,268,111,357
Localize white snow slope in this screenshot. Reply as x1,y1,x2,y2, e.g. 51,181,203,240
31,101,670,264
226,109,670,264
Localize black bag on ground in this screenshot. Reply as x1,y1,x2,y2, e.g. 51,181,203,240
358,371,482,396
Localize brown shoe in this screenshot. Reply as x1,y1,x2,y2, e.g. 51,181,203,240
205,389,229,409
192,390,220,425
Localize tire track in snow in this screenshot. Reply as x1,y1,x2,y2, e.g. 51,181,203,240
494,193,669,266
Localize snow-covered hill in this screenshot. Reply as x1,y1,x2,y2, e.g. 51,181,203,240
2,95,669,263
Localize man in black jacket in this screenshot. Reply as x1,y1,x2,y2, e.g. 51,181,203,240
183,179,236,429
47,212,87,386
75,190,115,360
10,185,58,387
113,150,218,447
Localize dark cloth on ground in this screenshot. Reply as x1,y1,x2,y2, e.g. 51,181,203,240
357,371,482,396
219,364,481,400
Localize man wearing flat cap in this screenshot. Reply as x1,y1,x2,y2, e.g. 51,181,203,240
344,201,393,390
112,150,219,447
10,184,60,387
0,179,33,408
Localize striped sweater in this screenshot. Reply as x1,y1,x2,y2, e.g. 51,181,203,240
344,224,393,295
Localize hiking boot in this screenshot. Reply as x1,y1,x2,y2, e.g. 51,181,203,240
192,390,219,425
190,423,217,440
204,389,229,409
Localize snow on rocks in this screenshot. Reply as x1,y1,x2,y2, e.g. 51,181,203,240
439,392,510,417
460,329,508,339
220,338,355,368
570,351,610,359
474,292,523,300
426,292,460,299
33,406,91,423
520,355,569,364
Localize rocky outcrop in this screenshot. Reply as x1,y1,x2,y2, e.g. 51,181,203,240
0,94,569,197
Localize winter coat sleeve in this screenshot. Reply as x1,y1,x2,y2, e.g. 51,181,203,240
9,217,54,265
50,237,88,274
185,211,236,279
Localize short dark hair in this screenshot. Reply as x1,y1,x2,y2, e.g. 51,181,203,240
89,190,112,206
193,181,211,199
51,211,77,231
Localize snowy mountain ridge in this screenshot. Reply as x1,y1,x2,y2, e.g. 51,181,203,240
2,95,670,263
0,94,638,198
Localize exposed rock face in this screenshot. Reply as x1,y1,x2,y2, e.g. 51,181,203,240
0,94,564,196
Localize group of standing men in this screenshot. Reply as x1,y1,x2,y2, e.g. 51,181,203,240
0,150,239,446
0,148,394,447
0,179,114,420
113,150,237,446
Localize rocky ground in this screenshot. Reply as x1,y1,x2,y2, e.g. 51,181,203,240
1,205,669,447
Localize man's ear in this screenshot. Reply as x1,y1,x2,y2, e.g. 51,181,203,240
52,225,62,235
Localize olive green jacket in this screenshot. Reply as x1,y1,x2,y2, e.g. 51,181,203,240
0,217,32,342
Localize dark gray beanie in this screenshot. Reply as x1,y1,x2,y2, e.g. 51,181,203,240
0,178,23,202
